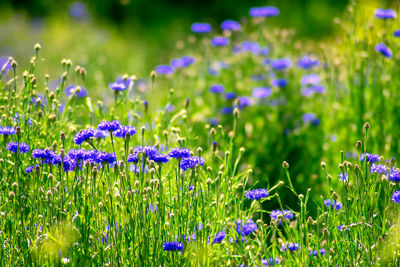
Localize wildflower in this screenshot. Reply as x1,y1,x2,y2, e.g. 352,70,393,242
370,164,387,174
298,56,318,69
191,23,212,33
25,166,35,173
7,141,30,153
0,126,15,136
262,257,280,266
181,56,195,66
302,113,320,126
235,218,257,236
212,230,226,244
163,242,183,251
324,199,342,210
271,79,288,87
62,156,77,172
225,92,236,100
375,43,392,58
211,37,229,47
155,65,174,75
270,209,294,221
127,154,138,163
168,148,191,159
114,126,136,138
310,249,326,257
312,85,325,93
221,20,241,31
271,58,292,71
337,225,343,231
65,85,87,97
391,191,400,204
375,8,396,19
97,152,117,165
210,84,225,94
300,73,320,85
249,6,279,18
94,129,109,138
134,146,158,157
252,87,272,99
220,106,233,114
338,173,348,181
73,128,95,145
241,41,260,54
108,82,127,92
394,29,400,37
237,96,253,109
180,156,205,171
360,153,380,163
281,243,300,252
389,169,400,182
151,153,170,164
98,120,121,132
245,189,269,200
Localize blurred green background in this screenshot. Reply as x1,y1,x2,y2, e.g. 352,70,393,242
0,0,348,77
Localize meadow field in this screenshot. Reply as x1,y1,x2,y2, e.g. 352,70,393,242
1,0,400,266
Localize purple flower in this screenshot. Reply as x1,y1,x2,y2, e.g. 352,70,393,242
73,128,95,145
271,79,287,87
25,166,35,173
191,23,212,33
114,126,136,138
155,65,174,75
134,146,158,157
370,164,387,174
281,243,300,252
375,8,396,19
168,148,191,159
210,84,225,94
7,141,30,153
0,126,15,136
394,29,400,37
211,37,229,47
127,154,138,163
302,113,319,126
98,120,121,132
220,106,233,114
225,92,236,100
270,209,294,222
221,20,241,31
109,82,127,92
391,190,400,204
241,41,260,54
300,73,320,85
212,230,226,244
252,87,272,99
249,6,279,18
389,169,400,182
97,152,117,164
298,56,318,69
237,96,253,109
310,249,326,257
338,173,348,181
375,43,392,58
324,199,342,210
235,218,257,236
360,153,380,163
66,85,87,97
262,257,280,266
271,58,291,71
150,153,169,164
69,2,88,19
0,57,12,77
180,156,205,171
245,189,269,200
94,129,109,138
163,242,183,251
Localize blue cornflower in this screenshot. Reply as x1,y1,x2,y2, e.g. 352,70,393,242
225,92,236,100
241,41,260,54
212,230,226,244
0,57,12,77
394,29,400,37
235,218,257,236
262,257,280,266
310,249,326,257
312,85,325,93
210,118,218,126
151,153,169,164
324,199,342,210
73,128,95,145
220,106,233,114
391,191,400,204
375,8,396,19
134,146,158,157
68,149,87,161
301,73,320,85
97,152,117,164
94,129,109,138
181,56,195,66
270,209,294,221
62,156,77,172
252,87,272,99
108,82,127,92
191,23,212,33
114,126,136,138
249,6,279,18
271,58,291,71
237,96,253,109
98,120,121,132
6,141,30,153
281,243,300,252
0,126,15,136
210,84,225,94
211,37,229,47
155,65,174,75
302,113,319,125
32,149,61,165
271,79,288,87
127,154,138,163
245,189,269,200
180,156,205,171
389,169,400,182
370,164,387,174
168,148,191,159
163,242,183,251
298,56,318,69
338,173,348,181
25,166,35,173
221,20,241,31
66,85,87,97
170,58,186,69
360,153,380,163
375,43,392,58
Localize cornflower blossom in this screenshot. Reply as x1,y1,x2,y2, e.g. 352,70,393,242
221,20,241,31
98,120,121,132
235,219,257,236
108,82,127,92
73,128,95,145
209,84,225,94
66,85,87,97
324,199,342,210
338,173,348,181
281,243,300,252
360,153,380,163
298,56,318,69
310,249,326,256
391,190,400,204
191,23,212,33
212,230,226,244
375,43,392,58
375,8,396,19
270,210,294,222
163,242,183,251
0,126,15,136
370,164,387,174
262,257,280,266
249,6,279,18
155,65,174,75
271,58,292,71
271,79,288,87
168,148,191,159
211,37,229,47
300,73,320,85
114,126,136,138
7,141,30,153
245,189,269,200
180,156,205,171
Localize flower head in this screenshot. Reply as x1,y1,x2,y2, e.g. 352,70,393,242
7,141,30,153
298,56,318,69
180,156,205,171
271,79,288,87
134,146,158,157
262,257,280,266
375,8,396,19
66,85,87,97
270,209,294,222
324,199,342,210
281,243,300,252
301,73,320,85
394,29,400,37
191,23,212,33
98,120,121,132
375,43,392,58
245,189,269,200
360,153,380,163
391,190,400,204
109,82,127,92
0,126,15,136
163,242,183,251
221,20,241,31
370,164,387,174
212,230,226,244
249,6,279,18
168,148,191,159
114,126,136,138
235,218,257,236
151,153,169,164
209,84,225,94
310,249,326,257
338,173,348,181
271,58,292,71
211,37,229,47
155,65,174,75
73,128,95,145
